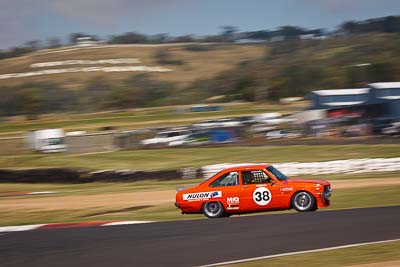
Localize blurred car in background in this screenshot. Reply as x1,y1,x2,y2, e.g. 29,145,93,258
175,164,332,218
193,118,242,128
26,129,67,153
382,122,400,136
217,118,242,127
141,128,191,146
192,119,220,128
266,130,301,139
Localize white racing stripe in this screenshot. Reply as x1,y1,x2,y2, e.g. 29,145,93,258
101,221,154,226
0,224,45,233
198,239,400,267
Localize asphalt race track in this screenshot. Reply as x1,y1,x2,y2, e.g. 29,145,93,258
1,206,400,267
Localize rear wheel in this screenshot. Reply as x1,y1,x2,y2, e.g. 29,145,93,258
202,202,225,218
292,191,316,212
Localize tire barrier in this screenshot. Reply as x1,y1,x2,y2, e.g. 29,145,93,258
89,169,182,182
0,168,200,183
0,168,83,183
3,157,399,183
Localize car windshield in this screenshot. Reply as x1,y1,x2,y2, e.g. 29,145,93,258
266,165,287,181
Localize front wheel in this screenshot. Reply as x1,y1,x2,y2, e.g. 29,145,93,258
292,191,316,212
202,202,225,218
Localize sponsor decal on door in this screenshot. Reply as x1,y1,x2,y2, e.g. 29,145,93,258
227,196,240,210
183,191,222,201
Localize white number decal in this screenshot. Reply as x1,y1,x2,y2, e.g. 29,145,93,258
253,187,272,206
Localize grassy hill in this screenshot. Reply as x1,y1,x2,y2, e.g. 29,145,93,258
0,43,265,89
196,33,400,100
0,34,399,118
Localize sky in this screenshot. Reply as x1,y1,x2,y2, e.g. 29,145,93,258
1,0,400,49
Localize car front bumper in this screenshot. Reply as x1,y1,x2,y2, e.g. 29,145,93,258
322,187,332,206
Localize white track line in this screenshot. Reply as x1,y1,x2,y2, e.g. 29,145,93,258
0,224,45,233
198,239,400,267
101,221,154,226
27,191,57,195
0,191,58,198
0,221,154,233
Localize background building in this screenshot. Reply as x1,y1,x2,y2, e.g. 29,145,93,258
308,82,400,121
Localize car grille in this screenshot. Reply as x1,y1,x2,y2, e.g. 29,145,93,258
324,185,331,192
323,185,332,199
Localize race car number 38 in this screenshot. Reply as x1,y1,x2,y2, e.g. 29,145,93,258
253,187,272,206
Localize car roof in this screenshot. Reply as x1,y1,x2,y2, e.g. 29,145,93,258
222,164,271,172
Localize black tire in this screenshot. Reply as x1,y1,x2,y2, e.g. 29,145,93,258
202,202,225,218
291,191,316,212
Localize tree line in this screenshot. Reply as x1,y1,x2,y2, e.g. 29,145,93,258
2,15,400,60
198,34,400,102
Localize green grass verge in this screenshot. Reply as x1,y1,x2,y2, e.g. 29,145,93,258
1,144,400,170
0,179,203,195
223,241,400,267
0,171,399,195
1,183,399,226
330,185,400,210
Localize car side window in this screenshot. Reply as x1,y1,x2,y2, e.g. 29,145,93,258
210,172,239,187
242,170,271,185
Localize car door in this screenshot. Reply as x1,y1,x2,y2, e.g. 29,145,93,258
208,171,242,212
239,169,282,212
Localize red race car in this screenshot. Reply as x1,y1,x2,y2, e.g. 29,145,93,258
175,164,332,218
